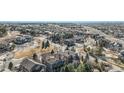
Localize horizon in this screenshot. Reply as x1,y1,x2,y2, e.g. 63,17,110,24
0,21,124,24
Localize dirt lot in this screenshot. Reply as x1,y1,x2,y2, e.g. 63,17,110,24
14,43,54,59
0,31,20,44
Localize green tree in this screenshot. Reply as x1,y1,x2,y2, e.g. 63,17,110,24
71,46,75,52
8,62,13,70
65,46,69,50
84,63,93,72
42,41,45,49
30,31,36,36
68,55,73,63
62,64,75,72
45,40,50,48
10,44,16,50
67,64,75,72
97,46,104,56
64,65,69,72
81,55,84,62
0,26,7,37
33,53,38,60
51,49,54,54
84,52,90,63
76,63,85,72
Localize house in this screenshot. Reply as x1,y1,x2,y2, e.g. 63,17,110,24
0,61,4,71
74,36,84,43
0,43,14,53
40,51,80,72
119,50,124,63
64,39,75,47
41,53,65,72
14,35,32,45
46,60,64,72
19,58,46,72
109,42,122,51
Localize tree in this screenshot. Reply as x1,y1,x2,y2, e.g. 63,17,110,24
51,49,54,54
42,41,45,49
76,63,85,72
75,53,80,60
0,26,7,37
64,64,75,72
64,65,70,72
30,31,36,36
95,57,98,63
97,46,104,56
10,43,16,50
65,46,69,50
45,40,50,48
81,55,84,62
67,64,75,72
68,55,73,63
84,63,93,72
84,52,90,63
71,46,76,52
84,45,87,52
8,62,13,70
87,47,91,52
33,53,38,61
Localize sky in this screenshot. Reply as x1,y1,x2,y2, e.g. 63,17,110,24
0,0,124,21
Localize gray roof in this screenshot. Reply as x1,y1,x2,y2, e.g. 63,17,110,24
21,58,45,71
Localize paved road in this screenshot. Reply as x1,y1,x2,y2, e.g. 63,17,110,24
84,26,124,48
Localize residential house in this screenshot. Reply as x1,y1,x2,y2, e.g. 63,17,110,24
19,58,46,72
